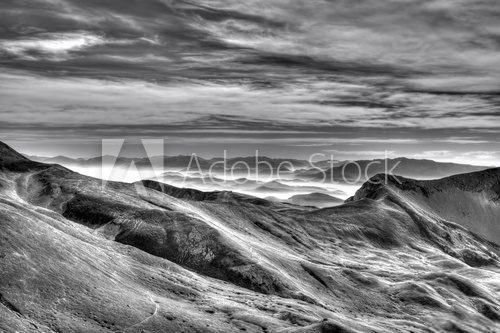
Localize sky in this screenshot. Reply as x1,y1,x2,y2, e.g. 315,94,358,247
0,0,499,165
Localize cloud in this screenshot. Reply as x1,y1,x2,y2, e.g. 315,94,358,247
1,0,499,88
0,32,105,60
0,0,499,163
1,71,498,134
411,150,500,166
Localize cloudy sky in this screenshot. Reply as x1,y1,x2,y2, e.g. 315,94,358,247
0,0,499,164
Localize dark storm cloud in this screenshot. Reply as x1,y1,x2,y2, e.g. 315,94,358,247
1,0,500,79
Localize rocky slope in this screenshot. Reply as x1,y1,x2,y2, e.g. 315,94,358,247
349,170,500,245
1,142,500,333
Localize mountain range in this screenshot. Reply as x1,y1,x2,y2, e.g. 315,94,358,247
29,155,490,180
1,141,500,332
28,155,313,171
305,157,490,183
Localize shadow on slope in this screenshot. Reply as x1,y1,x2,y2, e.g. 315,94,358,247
346,169,500,263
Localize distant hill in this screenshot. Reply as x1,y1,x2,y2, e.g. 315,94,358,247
288,192,344,208
29,154,205,169
29,155,491,184
306,157,490,183
29,154,312,170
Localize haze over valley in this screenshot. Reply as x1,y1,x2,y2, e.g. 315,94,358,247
26,153,494,208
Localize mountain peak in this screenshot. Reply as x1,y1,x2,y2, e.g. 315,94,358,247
348,168,500,245
0,141,30,163
0,141,54,173
349,168,500,201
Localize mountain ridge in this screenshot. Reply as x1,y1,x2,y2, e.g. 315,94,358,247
28,153,492,172
1,143,500,332
348,167,500,246
308,157,491,183
0,141,30,163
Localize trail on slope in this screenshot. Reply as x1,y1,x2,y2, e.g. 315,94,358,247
121,293,159,333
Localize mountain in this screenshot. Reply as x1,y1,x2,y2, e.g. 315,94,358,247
288,192,344,208
29,154,491,195
208,156,311,172
1,141,500,332
0,142,49,172
29,154,313,171
307,157,490,183
348,169,500,245
139,179,293,209
29,155,201,169
1,141,30,163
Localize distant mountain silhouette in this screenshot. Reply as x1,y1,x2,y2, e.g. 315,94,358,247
29,154,491,185
288,192,344,208
307,157,490,183
29,154,311,170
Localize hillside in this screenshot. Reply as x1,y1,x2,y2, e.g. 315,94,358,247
348,169,500,245
1,142,499,333
287,192,344,208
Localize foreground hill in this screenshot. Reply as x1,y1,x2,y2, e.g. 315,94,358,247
1,142,500,332
348,169,500,245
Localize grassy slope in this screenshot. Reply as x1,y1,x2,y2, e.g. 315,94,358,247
1,142,500,332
